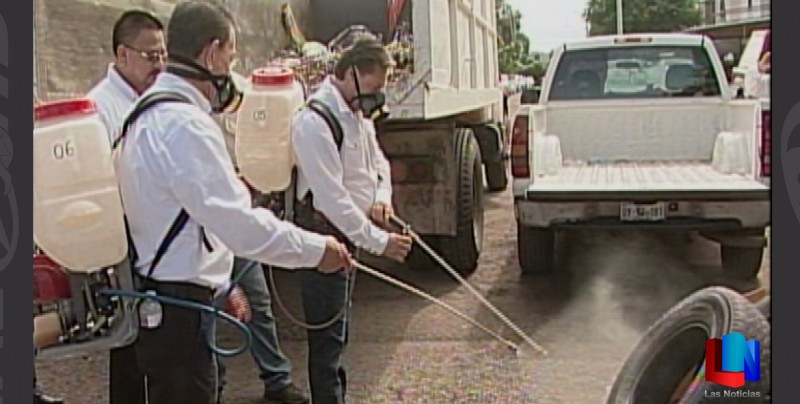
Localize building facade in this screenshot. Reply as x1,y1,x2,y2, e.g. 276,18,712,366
700,0,771,25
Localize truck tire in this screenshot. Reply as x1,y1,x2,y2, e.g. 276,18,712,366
606,287,771,404
484,161,509,192
517,224,555,275
721,245,765,281
437,128,484,274
405,236,439,271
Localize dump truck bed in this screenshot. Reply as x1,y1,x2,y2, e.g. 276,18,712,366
309,0,503,120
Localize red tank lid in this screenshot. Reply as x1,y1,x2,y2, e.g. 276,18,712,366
34,99,97,122
251,66,295,86
33,252,72,303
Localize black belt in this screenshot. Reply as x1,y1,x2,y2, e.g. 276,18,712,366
294,197,353,249
134,273,214,304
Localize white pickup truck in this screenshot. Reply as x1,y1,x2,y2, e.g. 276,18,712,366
511,33,770,285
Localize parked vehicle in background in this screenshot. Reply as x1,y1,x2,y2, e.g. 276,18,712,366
510,33,770,291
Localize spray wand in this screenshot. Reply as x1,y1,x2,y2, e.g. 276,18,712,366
351,262,518,351
390,215,548,356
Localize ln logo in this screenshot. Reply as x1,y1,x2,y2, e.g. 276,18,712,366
705,332,760,388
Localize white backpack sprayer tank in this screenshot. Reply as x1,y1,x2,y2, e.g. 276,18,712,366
33,99,128,271
235,67,305,193
32,99,138,360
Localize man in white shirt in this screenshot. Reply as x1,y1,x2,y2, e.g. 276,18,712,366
84,10,167,404
113,3,352,403
86,10,167,144
291,38,412,404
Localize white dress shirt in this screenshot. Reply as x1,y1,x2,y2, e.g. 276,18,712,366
85,63,139,145
114,72,328,291
291,77,393,256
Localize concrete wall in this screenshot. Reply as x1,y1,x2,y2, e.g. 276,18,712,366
34,0,311,100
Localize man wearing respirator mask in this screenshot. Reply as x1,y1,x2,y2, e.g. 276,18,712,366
290,37,412,404
113,2,353,403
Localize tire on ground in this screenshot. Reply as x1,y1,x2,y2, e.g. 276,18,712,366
517,224,555,275
606,286,771,404
437,128,484,274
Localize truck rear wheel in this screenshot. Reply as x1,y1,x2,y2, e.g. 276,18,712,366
716,227,766,291
484,161,509,192
721,245,765,282
437,128,484,274
517,224,555,275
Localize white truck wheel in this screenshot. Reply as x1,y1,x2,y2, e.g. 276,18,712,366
721,244,765,281
516,224,555,275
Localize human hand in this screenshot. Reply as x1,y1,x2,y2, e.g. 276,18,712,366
382,233,412,263
318,237,354,273
225,286,252,322
369,202,394,229
758,53,771,74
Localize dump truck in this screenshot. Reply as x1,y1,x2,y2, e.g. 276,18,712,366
301,0,521,272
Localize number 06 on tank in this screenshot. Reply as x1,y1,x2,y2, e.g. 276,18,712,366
52,138,76,160
33,99,129,272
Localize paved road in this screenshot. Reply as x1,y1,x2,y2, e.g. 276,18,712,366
36,187,770,403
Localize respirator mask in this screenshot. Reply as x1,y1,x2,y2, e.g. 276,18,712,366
167,54,243,114
350,69,389,122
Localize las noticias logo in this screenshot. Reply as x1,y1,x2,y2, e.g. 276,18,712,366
701,332,762,398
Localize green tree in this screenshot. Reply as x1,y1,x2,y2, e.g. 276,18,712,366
520,62,547,81
497,0,533,74
584,0,701,36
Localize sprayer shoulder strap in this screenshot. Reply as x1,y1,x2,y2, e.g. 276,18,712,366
300,99,345,209
115,91,214,289
306,99,344,152
113,91,191,151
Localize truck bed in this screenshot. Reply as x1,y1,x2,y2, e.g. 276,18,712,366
526,161,769,200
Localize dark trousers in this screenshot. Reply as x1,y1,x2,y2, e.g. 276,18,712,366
217,258,294,397
134,280,217,404
109,344,146,404
300,269,354,404
294,200,356,403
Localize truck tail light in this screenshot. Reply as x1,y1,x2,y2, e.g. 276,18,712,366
761,110,771,177
511,115,530,178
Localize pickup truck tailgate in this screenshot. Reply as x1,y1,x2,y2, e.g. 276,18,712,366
526,162,769,201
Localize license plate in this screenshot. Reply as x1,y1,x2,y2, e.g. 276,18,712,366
620,202,666,222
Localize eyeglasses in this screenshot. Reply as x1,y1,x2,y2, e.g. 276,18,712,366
123,44,168,63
